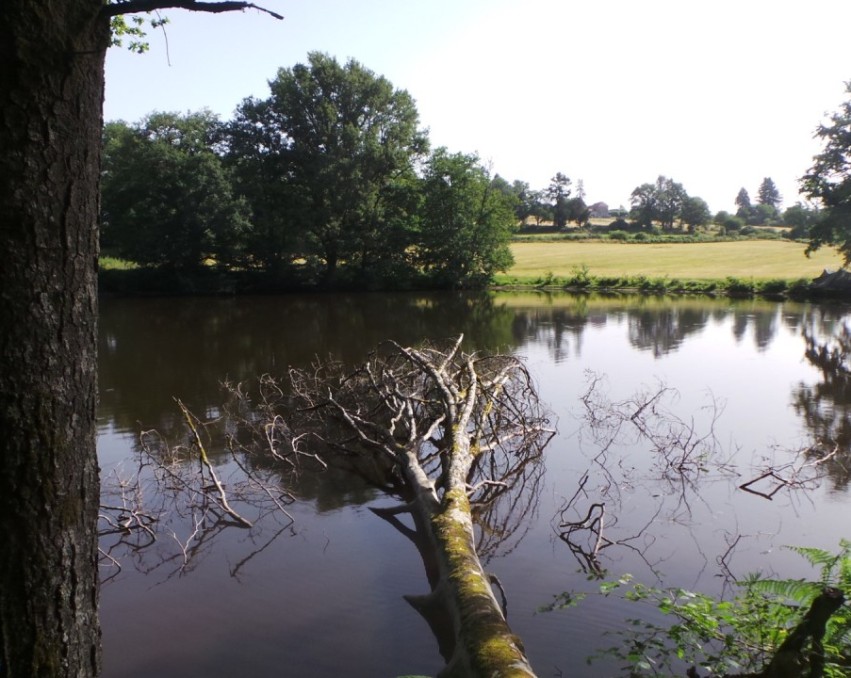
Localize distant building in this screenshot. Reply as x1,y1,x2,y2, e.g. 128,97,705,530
589,201,609,218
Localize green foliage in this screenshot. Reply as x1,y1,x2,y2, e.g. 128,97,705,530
783,202,821,239
109,12,169,53
546,172,572,229
573,541,851,677
681,195,712,231
757,177,783,211
724,277,755,296
227,52,428,283
801,81,851,264
629,176,695,231
416,149,515,287
101,112,251,270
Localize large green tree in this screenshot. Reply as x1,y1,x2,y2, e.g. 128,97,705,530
654,175,687,230
630,181,658,228
230,52,428,283
102,111,252,270
630,175,688,230
802,82,851,264
416,148,516,287
0,1,280,674
680,195,711,231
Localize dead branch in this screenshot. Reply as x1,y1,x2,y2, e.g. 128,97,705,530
177,398,252,528
272,335,553,676
102,0,284,20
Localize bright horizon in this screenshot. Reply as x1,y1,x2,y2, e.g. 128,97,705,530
104,0,851,215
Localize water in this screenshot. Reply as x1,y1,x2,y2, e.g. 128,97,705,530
97,291,851,677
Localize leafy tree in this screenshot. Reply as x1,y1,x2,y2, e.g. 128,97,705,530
630,176,688,230
546,172,572,229
757,176,782,211
802,82,851,264
735,187,752,218
654,175,687,230
714,210,732,225
416,148,515,287
230,52,428,283
102,111,252,270
510,180,536,225
565,196,591,227
0,0,282,674
680,195,711,231
748,202,779,226
783,202,820,239
630,182,658,228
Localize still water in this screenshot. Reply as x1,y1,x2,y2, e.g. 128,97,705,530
97,291,851,677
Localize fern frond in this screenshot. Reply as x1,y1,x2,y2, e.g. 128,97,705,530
747,578,821,603
785,545,837,568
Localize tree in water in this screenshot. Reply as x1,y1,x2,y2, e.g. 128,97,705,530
278,336,554,676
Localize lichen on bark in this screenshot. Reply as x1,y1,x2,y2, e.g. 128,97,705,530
269,335,554,676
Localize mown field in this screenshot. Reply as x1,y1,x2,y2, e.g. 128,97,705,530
504,240,845,282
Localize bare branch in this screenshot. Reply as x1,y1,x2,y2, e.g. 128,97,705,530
102,0,284,20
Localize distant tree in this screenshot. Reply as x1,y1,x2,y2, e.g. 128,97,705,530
511,180,534,224
654,176,687,230
748,202,779,226
757,177,782,211
230,52,429,283
714,210,731,225
783,202,821,240
417,148,515,287
529,190,553,226
735,187,752,218
630,176,687,230
630,182,658,228
491,173,520,213
546,172,572,229
801,82,851,264
575,178,586,200
101,111,252,270
680,195,711,231
565,196,591,227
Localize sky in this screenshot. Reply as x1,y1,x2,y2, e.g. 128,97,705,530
104,0,851,214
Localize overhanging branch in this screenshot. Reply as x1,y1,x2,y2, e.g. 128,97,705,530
102,0,284,20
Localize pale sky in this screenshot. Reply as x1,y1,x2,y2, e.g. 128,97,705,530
104,0,851,214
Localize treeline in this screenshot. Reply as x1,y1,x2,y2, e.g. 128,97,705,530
102,52,516,289
103,52,838,292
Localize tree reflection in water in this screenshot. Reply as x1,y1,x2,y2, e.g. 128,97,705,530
794,306,851,491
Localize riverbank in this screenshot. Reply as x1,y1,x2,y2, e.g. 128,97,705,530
99,240,851,300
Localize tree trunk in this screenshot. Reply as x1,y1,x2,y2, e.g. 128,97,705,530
0,1,108,675
285,338,551,676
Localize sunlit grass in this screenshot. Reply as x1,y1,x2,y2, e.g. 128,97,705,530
503,240,844,283
99,256,139,270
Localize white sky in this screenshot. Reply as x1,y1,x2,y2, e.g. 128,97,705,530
104,0,851,214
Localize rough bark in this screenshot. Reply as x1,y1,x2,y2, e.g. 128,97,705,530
0,1,108,675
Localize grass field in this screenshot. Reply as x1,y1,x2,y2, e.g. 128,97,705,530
504,240,845,282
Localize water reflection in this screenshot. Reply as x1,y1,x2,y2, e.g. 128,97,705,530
98,291,851,678
100,293,851,472
794,305,851,491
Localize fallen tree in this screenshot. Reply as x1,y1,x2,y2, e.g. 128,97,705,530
276,335,554,676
